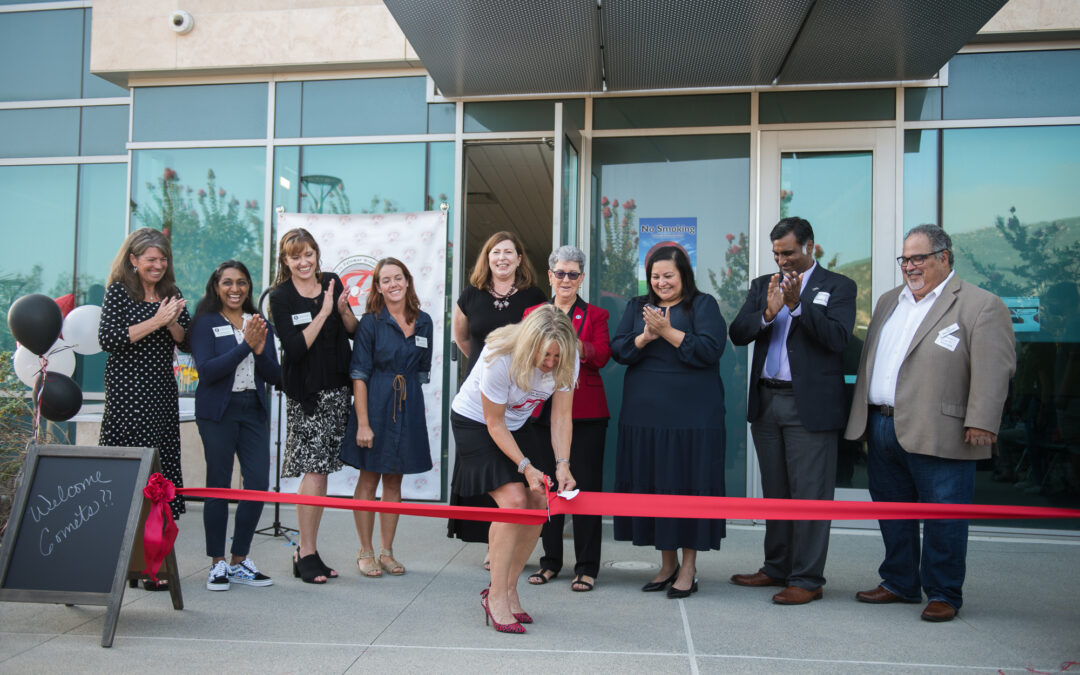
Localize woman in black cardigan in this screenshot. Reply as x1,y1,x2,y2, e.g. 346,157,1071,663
268,228,357,584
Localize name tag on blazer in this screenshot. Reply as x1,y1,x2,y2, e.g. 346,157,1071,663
813,291,830,306
292,312,312,325
212,325,234,338
414,335,429,349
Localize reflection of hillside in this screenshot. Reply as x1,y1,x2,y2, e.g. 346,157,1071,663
952,215,1080,294
832,257,871,337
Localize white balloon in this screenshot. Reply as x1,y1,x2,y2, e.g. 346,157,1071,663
43,340,77,377
62,305,102,355
12,346,41,388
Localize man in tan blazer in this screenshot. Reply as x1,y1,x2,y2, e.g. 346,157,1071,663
845,224,1015,623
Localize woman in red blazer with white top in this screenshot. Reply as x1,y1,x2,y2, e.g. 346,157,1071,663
524,245,610,592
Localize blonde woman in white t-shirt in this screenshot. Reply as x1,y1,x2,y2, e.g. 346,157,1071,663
449,304,578,634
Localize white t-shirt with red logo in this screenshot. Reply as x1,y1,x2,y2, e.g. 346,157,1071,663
451,344,578,431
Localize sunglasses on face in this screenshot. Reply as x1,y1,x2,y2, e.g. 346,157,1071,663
550,270,582,280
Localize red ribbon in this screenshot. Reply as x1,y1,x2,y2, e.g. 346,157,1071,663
142,473,179,581
174,486,1080,523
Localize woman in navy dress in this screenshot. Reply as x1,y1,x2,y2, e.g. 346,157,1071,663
340,258,433,577
611,245,727,599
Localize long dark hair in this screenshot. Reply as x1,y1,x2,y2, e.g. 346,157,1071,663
194,260,259,319
366,257,421,325
645,245,698,307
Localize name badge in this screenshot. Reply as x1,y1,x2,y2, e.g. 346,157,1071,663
212,325,234,338
934,334,959,352
414,335,428,349
938,322,960,338
813,291,830,306
292,312,312,326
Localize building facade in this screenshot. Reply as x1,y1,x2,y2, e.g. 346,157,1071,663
2,0,1078,532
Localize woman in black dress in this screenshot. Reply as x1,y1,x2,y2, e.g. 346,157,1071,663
611,245,727,599
268,227,357,584
99,227,190,540
448,231,545,551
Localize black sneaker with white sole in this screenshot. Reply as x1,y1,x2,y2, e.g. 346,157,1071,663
206,560,230,591
228,558,273,587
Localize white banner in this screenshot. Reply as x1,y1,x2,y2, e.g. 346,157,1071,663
270,210,447,500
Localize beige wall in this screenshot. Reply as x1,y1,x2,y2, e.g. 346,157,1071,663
981,0,1080,35
90,0,420,85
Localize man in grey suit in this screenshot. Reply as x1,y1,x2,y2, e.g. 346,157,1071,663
729,217,856,605
846,224,1015,622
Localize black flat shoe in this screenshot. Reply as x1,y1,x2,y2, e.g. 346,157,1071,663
642,565,679,592
667,579,699,599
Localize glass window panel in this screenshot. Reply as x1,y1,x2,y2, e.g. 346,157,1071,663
944,51,1080,121
0,165,78,351
74,163,127,393
132,83,268,142
903,130,939,233
0,9,82,102
904,87,942,121
0,108,80,158
80,105,128,156
594,93,750,129
759,89,894,124
940,125,1080,525
590,134,751,497
564,99,585,130
427,103,455,134
131,148,266,303
82,10,127,99
274,81,302,138
463,100,554,132
297,143,429,215
300,77,427,137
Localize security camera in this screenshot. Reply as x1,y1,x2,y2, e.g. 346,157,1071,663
169,10,194,34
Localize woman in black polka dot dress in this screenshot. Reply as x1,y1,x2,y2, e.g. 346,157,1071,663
99,228,191,519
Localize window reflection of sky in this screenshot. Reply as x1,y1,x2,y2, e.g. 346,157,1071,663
781,152,872,268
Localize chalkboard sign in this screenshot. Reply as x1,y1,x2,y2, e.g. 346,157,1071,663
0,444,181,647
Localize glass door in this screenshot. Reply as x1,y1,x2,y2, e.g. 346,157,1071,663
552,101,581,248
758,128,896,506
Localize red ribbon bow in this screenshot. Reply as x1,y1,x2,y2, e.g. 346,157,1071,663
142,473,178,582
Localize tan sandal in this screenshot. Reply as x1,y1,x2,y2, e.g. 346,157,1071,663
379,548,406,576
357,550,382,578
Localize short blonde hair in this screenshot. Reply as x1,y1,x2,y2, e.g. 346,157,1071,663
484,304,577,392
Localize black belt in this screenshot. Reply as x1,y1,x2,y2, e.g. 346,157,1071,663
874,404,894,417
759,378,793,390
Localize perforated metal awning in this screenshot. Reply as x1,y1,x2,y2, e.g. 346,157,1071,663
383,0,1009,97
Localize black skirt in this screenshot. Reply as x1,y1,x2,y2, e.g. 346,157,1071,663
449,411,543,497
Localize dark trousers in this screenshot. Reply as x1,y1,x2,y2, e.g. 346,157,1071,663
750,386,837,590
533,420,607,578
867,410,974,610
196,390,270,559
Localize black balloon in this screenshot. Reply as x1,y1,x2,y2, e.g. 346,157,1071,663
8,294,63,356
34,372,83,422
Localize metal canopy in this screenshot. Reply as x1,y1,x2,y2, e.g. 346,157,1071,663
383,0,1008,97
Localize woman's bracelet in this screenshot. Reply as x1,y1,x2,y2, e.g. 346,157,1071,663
517,457,532,474
555,458,570,465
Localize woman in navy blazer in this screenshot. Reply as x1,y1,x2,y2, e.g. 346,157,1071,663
191,260,281,592
524,245,611,592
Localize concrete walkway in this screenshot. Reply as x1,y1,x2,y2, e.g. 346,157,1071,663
1,505,1078,673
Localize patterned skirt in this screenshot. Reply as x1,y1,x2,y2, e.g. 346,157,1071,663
282,387,349,477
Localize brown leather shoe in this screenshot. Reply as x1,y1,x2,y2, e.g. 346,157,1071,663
921,601,957,622
772,586,823,605
730,571,785,587
855,585,920,604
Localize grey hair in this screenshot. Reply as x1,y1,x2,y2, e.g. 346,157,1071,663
905,224,953,266
548,245,586,273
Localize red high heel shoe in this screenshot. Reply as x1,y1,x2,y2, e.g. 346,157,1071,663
481,591,526,634
481,587,533,624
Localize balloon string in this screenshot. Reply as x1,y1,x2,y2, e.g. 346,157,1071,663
31,355,47,445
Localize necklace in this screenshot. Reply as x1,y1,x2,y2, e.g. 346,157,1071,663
489,284,516,311
220,312,243,331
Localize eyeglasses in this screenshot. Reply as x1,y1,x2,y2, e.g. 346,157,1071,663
896,249,947,268
550,270,582,280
